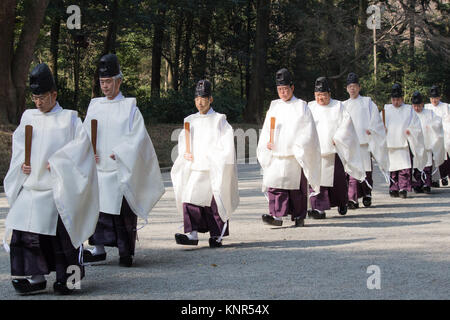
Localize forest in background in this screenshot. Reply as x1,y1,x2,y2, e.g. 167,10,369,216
0,0,449,126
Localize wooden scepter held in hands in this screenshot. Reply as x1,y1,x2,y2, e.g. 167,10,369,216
185,122,191,154
270,117,276,144
25,125,33,166
382,108,386,129
91,119,98,155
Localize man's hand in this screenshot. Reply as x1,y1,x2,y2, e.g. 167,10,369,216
184,153,193,161
110,154,116,161
366,130,372,135
46,163,51,172
21,163,31,175
267,142,274,150
406,129,411,136
94,154,100,164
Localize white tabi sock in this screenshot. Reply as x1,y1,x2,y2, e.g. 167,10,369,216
273,217,282,221
29,275,46,284
187,231,198,240
89,245,106,256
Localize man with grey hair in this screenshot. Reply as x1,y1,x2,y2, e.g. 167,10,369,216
82,54,165,267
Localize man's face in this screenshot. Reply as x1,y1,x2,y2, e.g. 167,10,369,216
347,83,360,99
277,85,294,102
413,103,424,113
391,97,404,108
315,91,331,106
32,91,57,113
195,96,213,114
100,77,121,99
430,97,441,106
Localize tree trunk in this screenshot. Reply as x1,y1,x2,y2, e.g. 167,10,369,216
151,2,167,99
244,0,269,124
181,11,194,89
50,15,61,88
92,0,119,98
354,0,368,74
0,0,50,125
408,0,416,71
192,0,214,81
173,11,184,91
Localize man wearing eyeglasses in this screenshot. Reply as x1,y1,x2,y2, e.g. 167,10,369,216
4,63,99,295
83,54,165,267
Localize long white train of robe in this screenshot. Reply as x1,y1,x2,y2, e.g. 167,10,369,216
384,103,426,172
257,97,322,195
171,109,239,226
308,99,366,188
4,104,99,249
83,94,165,223
343,95,389,176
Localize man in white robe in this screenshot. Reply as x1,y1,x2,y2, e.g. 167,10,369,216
425,85,450,187
385,84,426,199
171,80,239,248
82,54,165,267
4,63,99,295
308,77,366,219
343,73,389,209
411,91,445,194
257,68,321,227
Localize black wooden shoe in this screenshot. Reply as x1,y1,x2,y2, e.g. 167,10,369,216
390,191,399,198
82,250,107,264
261,214,283,226
119,256,133,267
175,233,199,246
308,209,326,220
338,205,348,216
423,186,431,194
348,201,359,210
399,190,407,199
442,177,448,186
294,217,305,227
53,281,74,295
362,197,372,207
209,238,223,248
413,186,424,193
12,279,47,295
432,181,440,188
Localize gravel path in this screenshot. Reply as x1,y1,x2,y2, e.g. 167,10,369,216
1,163,449,300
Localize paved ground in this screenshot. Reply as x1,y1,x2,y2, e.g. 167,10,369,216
1,163,450,300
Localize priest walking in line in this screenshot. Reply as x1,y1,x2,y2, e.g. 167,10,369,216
384,84,426,199
411,91,445,194
171,80,239,248
4,63,99,295
343,72,389,210
307,77,366,220
257,68,321,227
425,85,450,187
82,54,165,267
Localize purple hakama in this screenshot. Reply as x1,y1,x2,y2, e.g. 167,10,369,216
183,197,229,238
10,217,84,283
267,171,308,220
89,197,137,258
310,155,348,211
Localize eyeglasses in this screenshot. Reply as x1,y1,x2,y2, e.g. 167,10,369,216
31,93,51,102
